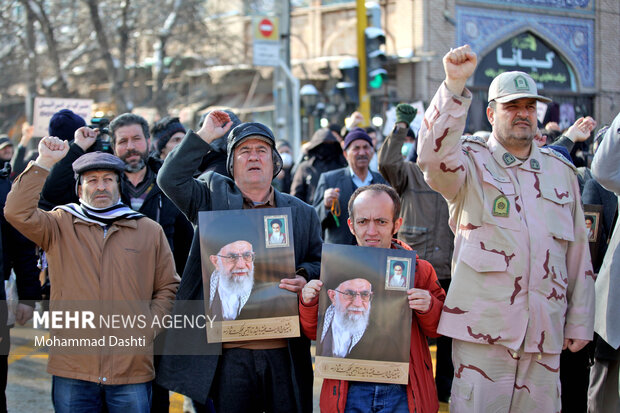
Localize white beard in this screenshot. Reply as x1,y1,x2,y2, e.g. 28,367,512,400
390,274,404,287
331,302,370,357
270,231,284,243
215,266,254,320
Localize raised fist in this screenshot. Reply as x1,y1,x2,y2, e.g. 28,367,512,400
443,45,477,96
197,110,234,144
565,116,597,143
36,136,70,169
211,111,231,127
396,103,417,126
74,126,98,151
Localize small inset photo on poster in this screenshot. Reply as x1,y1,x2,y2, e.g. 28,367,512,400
264,214,289,248
584,204,605,271
584,212,599,243
385,257,411,291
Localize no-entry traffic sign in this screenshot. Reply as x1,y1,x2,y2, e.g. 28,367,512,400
259,18,274,38
253,16,279,66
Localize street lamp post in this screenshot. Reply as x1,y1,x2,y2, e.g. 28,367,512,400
300,84,320,138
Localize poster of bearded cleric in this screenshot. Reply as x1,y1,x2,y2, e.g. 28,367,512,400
315,244,415,384
199,207,300,343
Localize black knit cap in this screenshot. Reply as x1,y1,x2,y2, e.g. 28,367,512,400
226,122,283,178
49,109,86,141
72,152,126,180
151,117,186,153
343,127,374,150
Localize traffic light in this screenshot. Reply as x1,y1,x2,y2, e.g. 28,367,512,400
364,27,386,89
336,57,359,104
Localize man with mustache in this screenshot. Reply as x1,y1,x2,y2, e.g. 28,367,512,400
155,111,322,413
313,127,387,245
318,278,373,358
208,240,255,320
5,143,179,412
39,113,193,412
417,45,594,412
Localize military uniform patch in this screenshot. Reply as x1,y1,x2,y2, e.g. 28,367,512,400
493,195,510,217
503,153,516,166
530,159,540,170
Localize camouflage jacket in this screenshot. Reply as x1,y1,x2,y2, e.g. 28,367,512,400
417,83,595,354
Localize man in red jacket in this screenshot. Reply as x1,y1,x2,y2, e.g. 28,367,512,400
299,183,446,412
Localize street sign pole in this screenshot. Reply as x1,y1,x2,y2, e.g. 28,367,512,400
356,0,370,126
275,0,292,145
252,9,300,158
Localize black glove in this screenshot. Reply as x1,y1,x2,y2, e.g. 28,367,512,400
395,103,417,125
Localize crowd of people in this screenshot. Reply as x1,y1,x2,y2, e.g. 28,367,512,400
0,44,618,413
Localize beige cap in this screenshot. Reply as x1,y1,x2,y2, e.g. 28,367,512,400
488,71,551,103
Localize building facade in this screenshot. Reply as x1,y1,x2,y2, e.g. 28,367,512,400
286,0,619,137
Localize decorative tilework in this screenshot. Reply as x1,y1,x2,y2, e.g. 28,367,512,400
456,6,595,88
462,0,593,13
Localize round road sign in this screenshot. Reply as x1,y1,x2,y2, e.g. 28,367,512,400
259,18,274,38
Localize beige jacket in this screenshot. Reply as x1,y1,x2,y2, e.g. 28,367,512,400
5,163,180,384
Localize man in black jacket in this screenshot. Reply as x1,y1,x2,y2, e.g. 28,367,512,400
313,128,387,245
290,127,346,204
156,111,322,413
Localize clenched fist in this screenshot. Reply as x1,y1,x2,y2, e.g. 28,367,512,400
36,136,70,170
197,110,234,144
443,45,477,96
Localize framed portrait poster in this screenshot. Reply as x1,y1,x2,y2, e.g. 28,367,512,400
198,207,299,343
314,244,416,385
584,204,604,270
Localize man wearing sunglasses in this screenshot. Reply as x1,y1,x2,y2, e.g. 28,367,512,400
300,184,446,412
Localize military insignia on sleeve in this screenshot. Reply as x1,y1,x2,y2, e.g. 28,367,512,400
530,159,540,170
492,195,510,217
502,153,516,165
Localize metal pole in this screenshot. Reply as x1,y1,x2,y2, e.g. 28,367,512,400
279,60,301,159
356,0,370,126
275,0,293,142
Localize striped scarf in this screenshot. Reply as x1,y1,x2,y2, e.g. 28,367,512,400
54,201,144,227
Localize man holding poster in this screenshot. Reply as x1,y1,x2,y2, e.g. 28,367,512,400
299,184,445,412
156,111,322,413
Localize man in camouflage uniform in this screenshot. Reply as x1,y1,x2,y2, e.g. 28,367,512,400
417,45,595,411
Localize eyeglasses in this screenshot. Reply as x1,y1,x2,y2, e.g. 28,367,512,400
334,289,373,302
217,252,255,264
